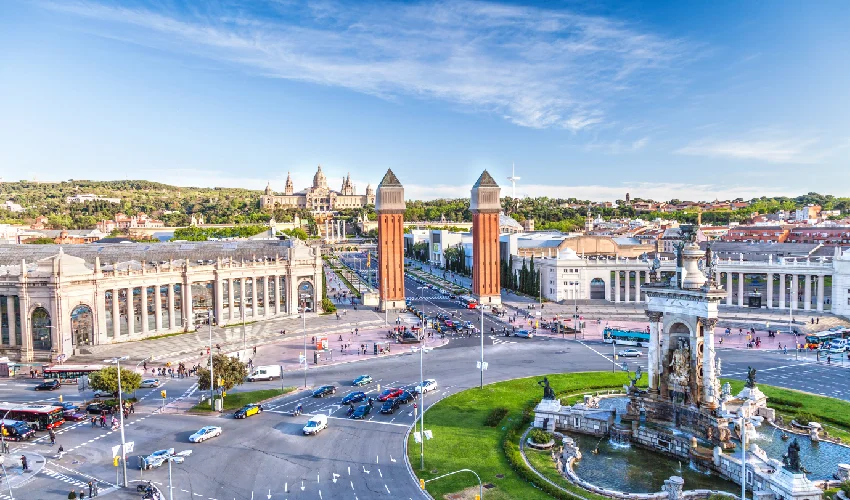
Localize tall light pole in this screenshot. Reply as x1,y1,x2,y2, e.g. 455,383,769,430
207,309,214,409
413,345,432,471
300,294,309,388
480,304,486,389
104,355,130,487
1,409,15,499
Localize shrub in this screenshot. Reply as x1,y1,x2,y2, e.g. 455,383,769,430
795,412,815,426
484,407,509,427
529,428,552,444
770,397,803,408
840,481,850,496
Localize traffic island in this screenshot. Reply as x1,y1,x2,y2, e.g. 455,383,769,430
189,388,296,414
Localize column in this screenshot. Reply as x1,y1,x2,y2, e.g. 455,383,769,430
614,271,621,303
271,275,279,315
7,296,16,348
228,278,235,321
791,275,799,310
646,311,662,395
251,277,258,318
725,272,733,305
167,284,176,330
126,287,135,336
779,274,786,309
140,286,149,334
803,275,812,311
154,285,163,332
735,273,743,307
623,272,630,303
19,295,32,361
240,278,246,321
765,273,773,309
260,277,267,317
816,275,825,312
635,271,642,303
183,279,193,329
700,318,719,408
214,277,224,324
112,289,120,337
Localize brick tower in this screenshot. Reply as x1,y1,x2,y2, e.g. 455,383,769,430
471,170,501,306
376,169,406,311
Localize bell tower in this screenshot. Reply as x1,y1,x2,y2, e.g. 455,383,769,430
471,170,501,306
376,169,406,311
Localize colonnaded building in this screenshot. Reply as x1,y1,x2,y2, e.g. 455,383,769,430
260,165,375,212
0,240,322,362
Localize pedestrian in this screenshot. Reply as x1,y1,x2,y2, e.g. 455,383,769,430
49,428,56,445
67,490,77,500
100,415,106,428
811,317,814,325
816,317,819,324
143,361,147,371
88,481,94,498
91,416,97,428
20,455,27,471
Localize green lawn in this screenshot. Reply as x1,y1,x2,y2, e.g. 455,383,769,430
191,388,295,412
406,372,637,499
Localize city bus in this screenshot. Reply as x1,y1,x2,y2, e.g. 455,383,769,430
42,364,104,384
603,327,651,347
803,331,842,349
458,296,478,309
0,403,65,430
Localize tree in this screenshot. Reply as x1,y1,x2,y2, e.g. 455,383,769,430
197,354,248,392
89,366,142,395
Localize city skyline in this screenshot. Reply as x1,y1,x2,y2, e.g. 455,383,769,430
1,0,848,201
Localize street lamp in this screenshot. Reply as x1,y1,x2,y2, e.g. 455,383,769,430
737,412,761,500
300,294,310,388
479,304,490,389
0,409,16,499
104,355,130,487
204,309,215,409
412,345,432,471
160,449,192,500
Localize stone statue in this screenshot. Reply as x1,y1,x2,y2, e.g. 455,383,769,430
706,246,719,287
674,240,685,268
721,382,732,399
667,340,691,390
745,366,757,389
782,439,802,473
539,377,556,400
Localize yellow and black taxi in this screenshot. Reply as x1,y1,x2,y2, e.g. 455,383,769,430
234,403,263,419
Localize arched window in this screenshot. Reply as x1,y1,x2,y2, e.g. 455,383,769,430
71,305,94,346
31,307,52,351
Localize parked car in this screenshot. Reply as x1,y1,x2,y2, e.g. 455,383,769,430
513,330,534,338
234,404,263,419
618,349,642,358
35,380,61,391
351,404,372,419
139,379,161,388
412,379,438,394
380,398,400,414
303,415,328,435
189,426,222,443
143,449,182,470
352,375,372,386
312,385,336,398
92,389,117,398
342,391,366,405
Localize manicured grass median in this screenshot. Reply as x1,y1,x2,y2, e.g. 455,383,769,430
191,388,295,412
407,372,638,499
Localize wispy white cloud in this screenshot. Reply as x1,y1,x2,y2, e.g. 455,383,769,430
41,0,690,131
584,135,650,154
675,133,825,163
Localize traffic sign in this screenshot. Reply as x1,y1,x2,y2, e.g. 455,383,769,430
111,445,120,458
298,354,306,364
124,441,135,454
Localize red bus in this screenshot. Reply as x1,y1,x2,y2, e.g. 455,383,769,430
0,403,65,430
459,295,478,309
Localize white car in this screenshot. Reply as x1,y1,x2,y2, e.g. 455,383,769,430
413,379,438,394
189,426,222,443
140,379,161,388
618,349,642,358
92,389,115,398
143,449,183,469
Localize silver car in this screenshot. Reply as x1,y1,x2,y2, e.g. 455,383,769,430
143,448,183,469
140,379,161,388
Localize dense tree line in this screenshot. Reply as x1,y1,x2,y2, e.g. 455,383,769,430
501,255,541,297
172,225,269,241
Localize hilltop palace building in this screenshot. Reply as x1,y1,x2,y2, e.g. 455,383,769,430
0,240,322,363
260,165,375,213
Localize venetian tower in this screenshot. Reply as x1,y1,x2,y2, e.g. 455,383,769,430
471,171,502,306
376,169,406,311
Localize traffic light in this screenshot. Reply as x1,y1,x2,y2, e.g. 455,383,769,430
113,456,119,467
475,495,480,500
160,390,167,399
419,479,425,490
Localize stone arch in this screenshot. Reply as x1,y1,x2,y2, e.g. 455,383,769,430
71,304,94,346
31,306,52,351
298,281,315,312
589,278,606,300
669,322,690,335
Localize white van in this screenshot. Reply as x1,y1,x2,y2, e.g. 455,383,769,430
247,365,281,382
303,414,328,435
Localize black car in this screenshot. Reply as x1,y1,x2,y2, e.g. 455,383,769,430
35,380,61,391
351,404,371,419
312,385,336,398
342,391,366,405
396,390,414,404
380,398,400,414
86,403,105,414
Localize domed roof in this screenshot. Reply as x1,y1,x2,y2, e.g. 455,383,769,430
313,165,327,188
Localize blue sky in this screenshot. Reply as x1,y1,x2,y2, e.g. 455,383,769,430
1,1,848,201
